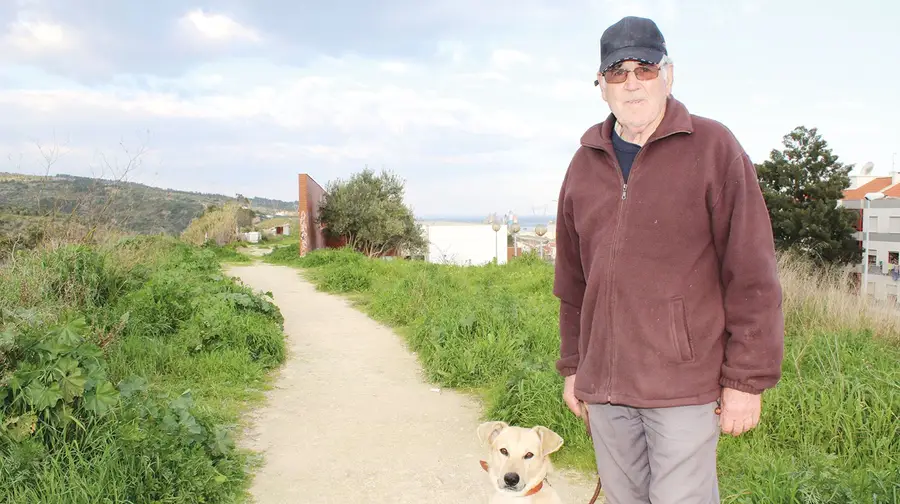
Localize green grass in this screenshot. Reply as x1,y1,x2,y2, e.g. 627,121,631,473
200,240,253,264
0,235,286,503
266,245,900,503
255,233,296,247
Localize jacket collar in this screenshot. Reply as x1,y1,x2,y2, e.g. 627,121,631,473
580,95,693,153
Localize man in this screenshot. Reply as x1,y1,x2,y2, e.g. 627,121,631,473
553,16,785,504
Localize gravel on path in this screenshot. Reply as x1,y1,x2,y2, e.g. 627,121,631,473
225,262,602,503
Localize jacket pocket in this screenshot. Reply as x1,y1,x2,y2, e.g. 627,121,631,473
669,296,695,362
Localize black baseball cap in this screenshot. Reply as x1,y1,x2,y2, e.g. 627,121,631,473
598,16,667,75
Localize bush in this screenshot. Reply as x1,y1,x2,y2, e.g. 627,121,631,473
286,248,900,503
0,235,286,503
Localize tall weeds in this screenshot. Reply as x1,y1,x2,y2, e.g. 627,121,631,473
268,245,899,503
778,249,900,342
0,234,286,503
180,202,253,246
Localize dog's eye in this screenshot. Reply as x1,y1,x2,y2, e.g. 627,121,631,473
524,452,534,459
500,448,508,456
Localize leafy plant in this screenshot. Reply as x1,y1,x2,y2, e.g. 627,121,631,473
0,315,120,441
218,291,280,321
0,231,286,502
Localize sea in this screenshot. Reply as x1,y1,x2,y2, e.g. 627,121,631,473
416,214,556,233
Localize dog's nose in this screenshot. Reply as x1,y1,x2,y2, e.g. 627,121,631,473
504,473,519,487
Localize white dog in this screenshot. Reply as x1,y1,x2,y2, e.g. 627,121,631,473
477,421,564,504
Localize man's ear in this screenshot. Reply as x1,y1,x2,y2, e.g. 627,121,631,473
597,73,609,102
477,421,508,446
665,63,674,95
532,426,564,456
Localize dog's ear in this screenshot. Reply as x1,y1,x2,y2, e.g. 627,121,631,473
477,421,508,446
532,426,564,456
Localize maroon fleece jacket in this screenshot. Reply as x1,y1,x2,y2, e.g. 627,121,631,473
553,96,785,408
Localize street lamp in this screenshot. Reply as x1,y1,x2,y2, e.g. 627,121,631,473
535,223,547,260
510,221,520,257
862,192,885,297
491,219,501,264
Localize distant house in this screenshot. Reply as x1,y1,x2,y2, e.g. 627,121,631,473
840,170,900,303
418,220,509,266
265,223,290,236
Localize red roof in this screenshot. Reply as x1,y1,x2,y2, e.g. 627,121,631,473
843,177,893,200
883,183,900,198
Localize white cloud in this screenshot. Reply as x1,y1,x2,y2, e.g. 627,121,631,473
490,49,531,70
5,20,66,49
751,93,777,106
435,40,468,64
3,0,897,217
0,46,600,214
179,9,261,43
740,0,765,14
379,61,409,73
0,50,584,145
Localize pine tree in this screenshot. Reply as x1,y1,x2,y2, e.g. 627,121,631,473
756,126,861,266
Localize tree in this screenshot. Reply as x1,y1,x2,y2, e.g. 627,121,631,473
756,126,861,266
317,168,427,257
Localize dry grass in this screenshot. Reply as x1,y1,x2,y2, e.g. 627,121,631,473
777,250,900,343
180,201,253,246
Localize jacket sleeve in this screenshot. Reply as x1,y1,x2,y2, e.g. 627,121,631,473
553,168,586,377
710,152,785,394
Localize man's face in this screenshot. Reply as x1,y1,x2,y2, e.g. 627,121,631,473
598,59,673,130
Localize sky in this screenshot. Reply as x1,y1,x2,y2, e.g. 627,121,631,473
1,0,897,218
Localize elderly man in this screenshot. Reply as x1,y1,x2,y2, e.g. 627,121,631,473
553,16,785,504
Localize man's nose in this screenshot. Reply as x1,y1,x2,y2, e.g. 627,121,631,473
623,71,641,90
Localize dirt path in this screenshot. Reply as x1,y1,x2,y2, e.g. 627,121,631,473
225,261,601,503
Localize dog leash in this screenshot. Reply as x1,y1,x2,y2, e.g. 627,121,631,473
580,402,603,504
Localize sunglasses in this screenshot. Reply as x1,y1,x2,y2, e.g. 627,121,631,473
593,64,660,86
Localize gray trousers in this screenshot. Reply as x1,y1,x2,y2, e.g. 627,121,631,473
585,401,720,504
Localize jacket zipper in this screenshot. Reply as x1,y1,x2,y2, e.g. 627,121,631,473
604,163,627,403
606,158,628,403
602,129,688,403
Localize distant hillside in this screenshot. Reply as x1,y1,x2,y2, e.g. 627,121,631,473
0,172,299,235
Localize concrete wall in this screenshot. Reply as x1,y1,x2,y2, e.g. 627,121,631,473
423,222,508,266
298,174,327,255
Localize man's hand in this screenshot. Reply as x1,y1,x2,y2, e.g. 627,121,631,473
563,374,580,417
718,387,761,436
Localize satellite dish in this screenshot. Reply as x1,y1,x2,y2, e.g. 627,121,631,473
861,162,874,175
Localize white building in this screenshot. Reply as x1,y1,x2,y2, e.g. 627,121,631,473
418,221,508,266
841,170,900,302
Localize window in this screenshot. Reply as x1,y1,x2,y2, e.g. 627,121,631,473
890,217,900,233
869,216,878,232
888,284,899,304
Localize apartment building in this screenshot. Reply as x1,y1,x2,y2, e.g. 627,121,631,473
840,171,900,302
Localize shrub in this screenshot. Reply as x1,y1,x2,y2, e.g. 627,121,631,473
0,234,286,503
